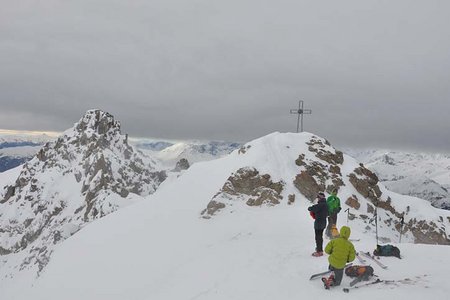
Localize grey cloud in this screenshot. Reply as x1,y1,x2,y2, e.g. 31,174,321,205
0,0,449,151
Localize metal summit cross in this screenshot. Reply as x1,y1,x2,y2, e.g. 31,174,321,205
290,100,312,133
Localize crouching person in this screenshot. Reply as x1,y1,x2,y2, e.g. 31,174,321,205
321,226,356,289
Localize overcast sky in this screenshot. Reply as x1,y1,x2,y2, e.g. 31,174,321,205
1,0,449,151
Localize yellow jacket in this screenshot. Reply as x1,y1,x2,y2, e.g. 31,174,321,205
324,226,356,269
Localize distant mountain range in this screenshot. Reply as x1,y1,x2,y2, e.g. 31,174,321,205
0,139,46,172
347,149,450,210
2,131,449,211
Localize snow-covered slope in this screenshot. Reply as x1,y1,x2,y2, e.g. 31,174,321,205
9,132,449,300
347,149,450,209
0,110,167,288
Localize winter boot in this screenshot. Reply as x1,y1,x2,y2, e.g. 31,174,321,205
321,274,335,289
321,274,334,289
312,251,324,257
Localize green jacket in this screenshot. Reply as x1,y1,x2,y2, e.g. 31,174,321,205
326,194,341,214
324,226,356,269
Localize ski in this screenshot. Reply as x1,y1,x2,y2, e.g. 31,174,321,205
343,279,382,293
359,251,387,269
309,263,353,280
355,253,367,264
343,277,416,293
310,270,333,281
349,276,365,287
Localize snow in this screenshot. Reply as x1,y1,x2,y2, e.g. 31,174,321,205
0,165,22,188
3,132,447,300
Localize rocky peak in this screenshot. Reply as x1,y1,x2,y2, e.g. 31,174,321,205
0,110,166,277
75,109,120,135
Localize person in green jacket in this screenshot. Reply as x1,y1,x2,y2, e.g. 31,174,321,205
326,189,341,238
322,226,356,288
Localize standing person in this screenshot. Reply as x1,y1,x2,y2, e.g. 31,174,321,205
321,226,356,289
326,189,341,238
308,192,328,257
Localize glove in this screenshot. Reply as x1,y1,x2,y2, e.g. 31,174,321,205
337,207,342,213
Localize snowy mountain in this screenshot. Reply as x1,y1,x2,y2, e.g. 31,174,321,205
4,132,449,300
0,133,54,147
347,149,450,210
0,110,166,286
131,140,174,151
150,140,241,167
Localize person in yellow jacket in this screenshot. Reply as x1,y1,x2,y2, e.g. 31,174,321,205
322,226,356,288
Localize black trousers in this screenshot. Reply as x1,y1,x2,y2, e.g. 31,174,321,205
329,265,344,286
314,228,325,252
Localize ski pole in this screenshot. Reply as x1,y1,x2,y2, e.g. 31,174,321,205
375,206,378,245
399,215,404,243
345,208,350,225
370,188,379,246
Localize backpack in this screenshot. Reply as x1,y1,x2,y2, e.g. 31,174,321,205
330,224,339,238
374,244,401,258
345,265,374,278
326,195,340,214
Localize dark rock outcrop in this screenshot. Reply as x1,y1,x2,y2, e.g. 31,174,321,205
201,167,284,218
348,164,382,203
174,158,190,171
345,195,361,210
293,137,345,201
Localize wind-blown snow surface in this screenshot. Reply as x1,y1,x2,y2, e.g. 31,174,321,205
10,132,448,300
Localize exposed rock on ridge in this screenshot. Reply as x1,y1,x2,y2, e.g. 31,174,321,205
202,167,284,218
293,137,344,201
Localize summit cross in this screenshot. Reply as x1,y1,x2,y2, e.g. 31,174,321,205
290,100,312,133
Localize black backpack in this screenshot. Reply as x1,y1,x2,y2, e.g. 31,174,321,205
345,265,374,279
374,244,401,259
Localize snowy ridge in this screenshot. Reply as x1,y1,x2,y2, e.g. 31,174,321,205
9,132,449,300
0,110,166,286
